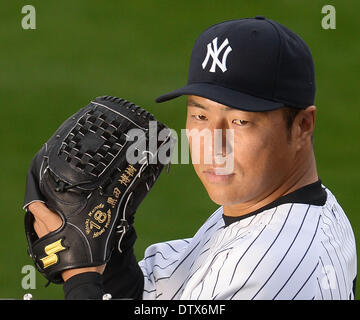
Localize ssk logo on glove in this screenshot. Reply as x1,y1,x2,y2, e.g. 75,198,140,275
40,239,66,269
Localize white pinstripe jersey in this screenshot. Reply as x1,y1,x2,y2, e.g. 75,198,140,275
139,182,357,300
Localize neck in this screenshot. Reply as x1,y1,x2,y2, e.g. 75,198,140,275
223,149,318,217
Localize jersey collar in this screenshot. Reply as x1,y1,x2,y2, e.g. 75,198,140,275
222,179,327,227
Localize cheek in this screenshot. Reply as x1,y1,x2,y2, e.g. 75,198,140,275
232,132,266,168
233,129,292,176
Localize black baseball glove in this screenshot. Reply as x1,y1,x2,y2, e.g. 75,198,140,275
23,95,175,284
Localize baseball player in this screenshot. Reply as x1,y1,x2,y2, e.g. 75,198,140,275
24,17,356,300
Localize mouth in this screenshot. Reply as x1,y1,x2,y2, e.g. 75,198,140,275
202,169,235,184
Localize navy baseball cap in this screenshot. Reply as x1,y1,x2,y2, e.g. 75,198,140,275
155,16,315,111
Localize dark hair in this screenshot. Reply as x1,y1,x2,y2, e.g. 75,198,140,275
281,106,314,144
282,106,301,131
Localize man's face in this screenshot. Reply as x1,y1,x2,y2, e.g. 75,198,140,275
185,95,297,208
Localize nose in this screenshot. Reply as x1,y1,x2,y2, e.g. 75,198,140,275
187,117,234,167
213,119,233,159
202,119,233,165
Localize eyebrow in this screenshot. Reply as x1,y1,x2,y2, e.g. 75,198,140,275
187,99,233,111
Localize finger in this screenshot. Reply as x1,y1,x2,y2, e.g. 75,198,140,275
28,201,56,221
33,218,50,238
28,201,63,234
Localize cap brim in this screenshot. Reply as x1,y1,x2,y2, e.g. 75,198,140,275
155,83,283,112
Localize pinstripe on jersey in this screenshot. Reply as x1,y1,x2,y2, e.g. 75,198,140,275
139,184,357,300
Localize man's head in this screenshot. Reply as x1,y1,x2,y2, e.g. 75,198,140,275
185,95,316,209
156,17,318,214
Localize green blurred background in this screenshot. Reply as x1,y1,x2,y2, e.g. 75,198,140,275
0,0,359,300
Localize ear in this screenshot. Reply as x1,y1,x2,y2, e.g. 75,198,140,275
293,105,316,151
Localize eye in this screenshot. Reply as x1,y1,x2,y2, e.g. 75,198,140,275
191,114,208,121
232,119,249,126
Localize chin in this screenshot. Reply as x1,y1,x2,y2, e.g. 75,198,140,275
206,188,241,207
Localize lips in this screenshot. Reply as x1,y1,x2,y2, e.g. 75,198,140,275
202,168,235,184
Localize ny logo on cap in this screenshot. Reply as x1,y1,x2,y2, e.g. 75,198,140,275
202,37,232,73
